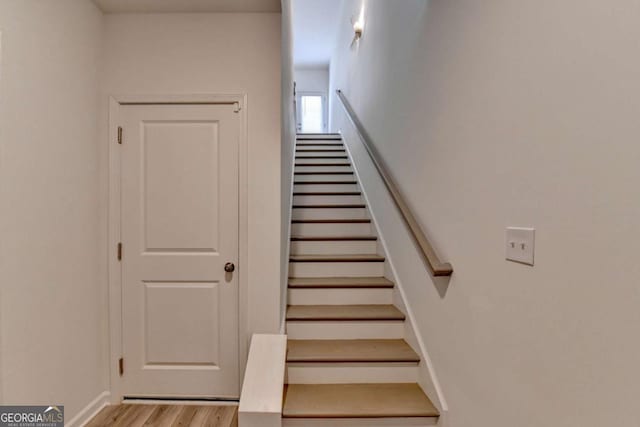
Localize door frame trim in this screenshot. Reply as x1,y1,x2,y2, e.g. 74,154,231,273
108,93,249,403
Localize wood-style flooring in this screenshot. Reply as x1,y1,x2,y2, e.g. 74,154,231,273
85,404,237,427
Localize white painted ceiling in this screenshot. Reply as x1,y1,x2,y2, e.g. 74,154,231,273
293,0,343,68
93,0,281,14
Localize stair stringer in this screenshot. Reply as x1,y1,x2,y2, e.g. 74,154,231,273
280,131,298,335
340,130,449,421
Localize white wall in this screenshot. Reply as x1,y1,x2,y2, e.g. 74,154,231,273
101,12,283,353
330,1,640,426
281,0,297,331
0,4,283,419
295,67,329,94
0,0,106,418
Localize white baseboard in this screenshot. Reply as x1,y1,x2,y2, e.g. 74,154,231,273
66,391,111,427
123,399,238,406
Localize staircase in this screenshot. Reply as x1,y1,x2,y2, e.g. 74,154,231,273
283,134,439,426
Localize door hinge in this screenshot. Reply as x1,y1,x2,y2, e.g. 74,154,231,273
118,357,124,376
117,242,122,261
117,126,123,144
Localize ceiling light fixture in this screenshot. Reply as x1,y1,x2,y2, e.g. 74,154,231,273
350,7,364,48
350,2,366,48
353,19,363,40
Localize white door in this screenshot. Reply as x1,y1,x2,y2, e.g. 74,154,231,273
120,103,240,398
296,92,327,133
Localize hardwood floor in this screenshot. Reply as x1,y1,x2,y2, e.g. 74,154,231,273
85,404,238,427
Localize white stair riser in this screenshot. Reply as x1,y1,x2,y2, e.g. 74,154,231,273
292,208,368,220
289,261,384,277
283,418,437,427
296,158,350,165
293,195,362,205
290,240,377,255
294,183,359,192
288,288,393,305
295,166,353,173
286,321,404,339
291,222,371,236
286,364,419,384
294,173,354,182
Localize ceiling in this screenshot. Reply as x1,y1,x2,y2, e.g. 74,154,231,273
93,0,281,13
293,0,343,68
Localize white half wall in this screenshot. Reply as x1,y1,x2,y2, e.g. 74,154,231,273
0,0,106,419
238,334,287,427
330,1,640,426
101,12,283,358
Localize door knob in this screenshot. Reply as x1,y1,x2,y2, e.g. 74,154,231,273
224,262,235,273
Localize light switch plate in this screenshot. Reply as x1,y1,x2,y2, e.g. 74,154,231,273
505,227,535,266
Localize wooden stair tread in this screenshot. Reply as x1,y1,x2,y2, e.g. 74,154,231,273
295,163,351,166
296,142,344,151
290,254,384,262
297,135,341,140
291,219,369,223
292,204,366,209
296,149,346,152
288,277,394,288
290,236,376,241
293,192,361,196
296,156,349,159
282,383,439,418
296,139,343,147
294,181,357,185
286,305,404,321
294,171,354,175
287,339,420,363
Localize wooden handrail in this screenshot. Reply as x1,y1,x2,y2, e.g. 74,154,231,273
336,90,453,277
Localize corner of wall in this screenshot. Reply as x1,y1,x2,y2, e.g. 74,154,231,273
65,392,111,427
280,0,297,333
